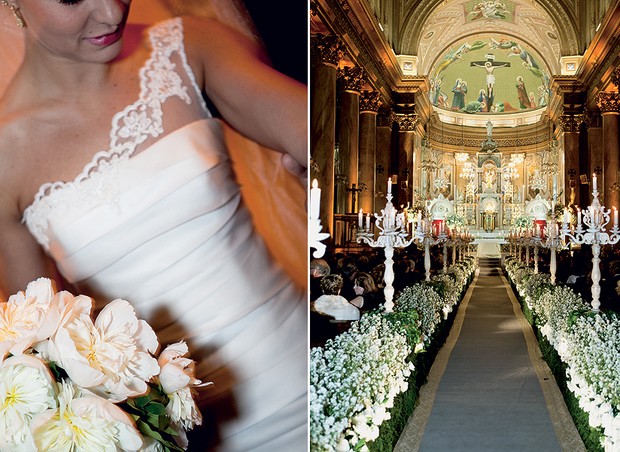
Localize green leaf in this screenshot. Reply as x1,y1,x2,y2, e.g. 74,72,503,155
134,396,151,408
146,402,167,415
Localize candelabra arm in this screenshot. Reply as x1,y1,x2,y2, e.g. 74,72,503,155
309,219,330,258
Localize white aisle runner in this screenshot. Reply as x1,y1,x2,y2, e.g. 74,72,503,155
477,240,501,258
395,261,584,451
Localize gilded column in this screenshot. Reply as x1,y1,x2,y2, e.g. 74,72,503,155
336,66,365,213
359,89,381,214
310,34,343,235
558,113,587,207
395,113,419,208
586,110,603,197
596,92,620,209
376,110,395,206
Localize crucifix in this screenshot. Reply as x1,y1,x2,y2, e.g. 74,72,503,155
471,55,510,111
346,183,364,213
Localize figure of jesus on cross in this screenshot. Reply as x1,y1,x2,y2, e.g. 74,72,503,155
471,56,510,111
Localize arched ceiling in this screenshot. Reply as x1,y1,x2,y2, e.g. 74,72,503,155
413,0,563,76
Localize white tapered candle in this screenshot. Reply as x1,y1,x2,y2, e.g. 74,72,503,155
310,179,320,220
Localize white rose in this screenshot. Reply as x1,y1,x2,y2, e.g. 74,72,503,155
0,355,57,450
31,381,143,451
49,298,160,401
157,341,210,430
0,278,64,362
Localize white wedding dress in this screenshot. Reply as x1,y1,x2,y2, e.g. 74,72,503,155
22,18,307,452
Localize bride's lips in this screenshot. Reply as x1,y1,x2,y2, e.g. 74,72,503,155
86,25,124,47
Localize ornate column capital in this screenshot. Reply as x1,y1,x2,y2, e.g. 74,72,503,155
359,90,381,113
596,91,620,114
394,113,419,132
558,113,588,132
311,34,344,68
337,66,365,93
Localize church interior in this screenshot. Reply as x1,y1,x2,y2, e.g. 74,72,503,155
309,2,620,451
310,0,620,250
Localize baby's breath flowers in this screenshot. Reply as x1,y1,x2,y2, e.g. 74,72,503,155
505,257,620,450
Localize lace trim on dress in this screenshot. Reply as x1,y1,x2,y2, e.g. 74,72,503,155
23,18,203,249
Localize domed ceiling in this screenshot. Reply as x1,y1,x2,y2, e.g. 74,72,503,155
428,34,550,115
413,0,563,75
403,0,566,118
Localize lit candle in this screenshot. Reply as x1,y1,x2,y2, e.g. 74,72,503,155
366,213,371,230
310,179,320,220
358,209,363,228
535,224,540,237
592,173,597,191
387,177,392,194
577,208,582,227
614,207,619,229
563,208,569,226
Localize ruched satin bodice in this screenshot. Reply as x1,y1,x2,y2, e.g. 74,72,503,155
21,18,307,452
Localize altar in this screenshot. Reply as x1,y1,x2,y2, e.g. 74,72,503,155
478,192,501,232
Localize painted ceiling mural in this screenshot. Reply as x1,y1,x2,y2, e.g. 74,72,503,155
415,0,561,77
428,34,550,115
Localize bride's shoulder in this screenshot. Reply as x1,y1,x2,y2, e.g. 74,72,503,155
180,16,268,82
182,16,268,91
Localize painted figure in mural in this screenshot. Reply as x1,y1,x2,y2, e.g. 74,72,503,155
507,45,540,71
461,100,485,113
529,92,537,109
435,42,472,74
430,76,447,107
478,89,488,106
451,79,468,110
472,60,509,91
468,1,510,21
537,85,549,107
489,37,518,50
516,76,530,109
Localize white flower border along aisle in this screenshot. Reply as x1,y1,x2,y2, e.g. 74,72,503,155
310,257,476,452
505,257,620,451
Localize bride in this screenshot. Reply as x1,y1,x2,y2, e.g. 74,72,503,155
0,1,307,451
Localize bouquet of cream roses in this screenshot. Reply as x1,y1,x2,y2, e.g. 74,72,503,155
0,278,208,451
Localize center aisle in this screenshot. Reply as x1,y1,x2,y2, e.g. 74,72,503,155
395,258,584,451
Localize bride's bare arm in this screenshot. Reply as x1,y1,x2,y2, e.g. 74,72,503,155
0,198,51,297
182,16,307,171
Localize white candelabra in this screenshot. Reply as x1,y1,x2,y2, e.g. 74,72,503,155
542,222,563,285
357,178,413,312
413,217,446,282
309,179,330,258
560,174,620,311
530,225,543,274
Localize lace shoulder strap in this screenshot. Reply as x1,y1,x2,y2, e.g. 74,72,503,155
23,18,210,248
109,17,194,153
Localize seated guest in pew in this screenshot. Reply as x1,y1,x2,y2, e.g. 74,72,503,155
310,258,331,302
313,274,360,321
349,271,383,313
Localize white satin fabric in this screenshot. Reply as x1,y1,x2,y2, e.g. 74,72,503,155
21,19,307,452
